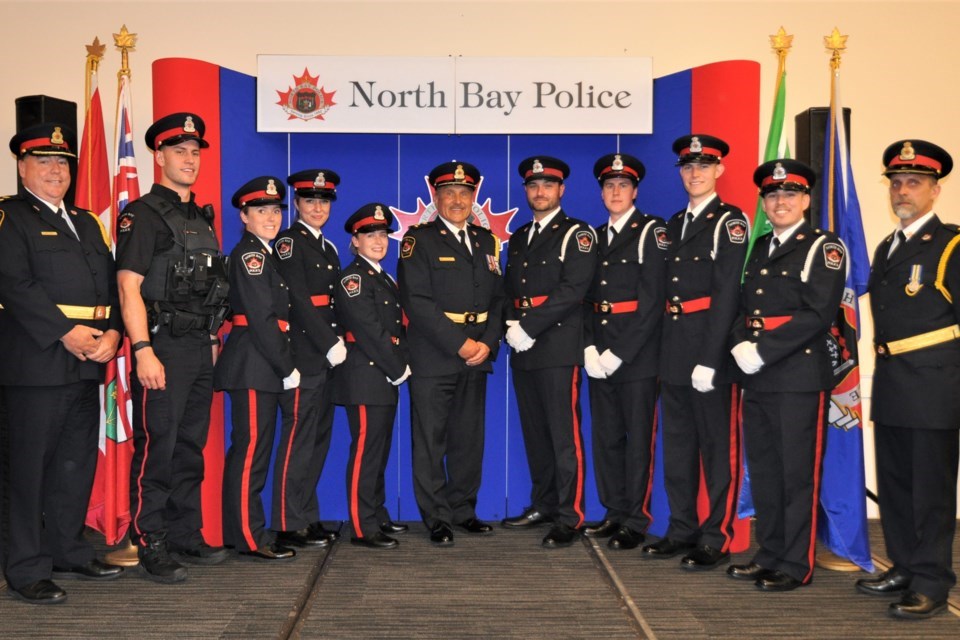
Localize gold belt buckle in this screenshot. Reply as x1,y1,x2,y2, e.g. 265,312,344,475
598,302,612,315
748,316,765,330
464,312,478,325
93,305,107,320
520,298,531,309
667,302,682,315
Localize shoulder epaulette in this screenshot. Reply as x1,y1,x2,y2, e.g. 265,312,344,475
935,232,960,303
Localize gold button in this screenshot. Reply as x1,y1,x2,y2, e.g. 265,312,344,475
756,289,764,295
760,268,768,275
674,256,681,262
601,319,608,325
804,348,812,354
603,261,609,266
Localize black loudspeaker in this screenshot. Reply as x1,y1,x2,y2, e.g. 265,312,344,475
795,106,851,230
13,95,79,202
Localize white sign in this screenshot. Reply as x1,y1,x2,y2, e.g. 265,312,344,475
257,55,652,134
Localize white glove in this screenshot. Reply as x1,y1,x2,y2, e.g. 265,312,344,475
282,368,301,390
598,349,623,376
506,321,535,352
583,345,607,379
731,341,764,375
691,364,716,393
326,337,347,367
388,365,412,386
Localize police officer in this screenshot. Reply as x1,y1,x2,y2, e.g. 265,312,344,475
502,156,597,548
0,123,124,603
581,153,666,551
397,161,504,546
270,169,347,548
215,176,298,561
117,112,230,582
856,140,959,619
726,159,846,591
334,204,410,549
643,136,748,568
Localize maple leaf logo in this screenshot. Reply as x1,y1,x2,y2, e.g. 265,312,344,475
390,175,518,248
276,68,337,121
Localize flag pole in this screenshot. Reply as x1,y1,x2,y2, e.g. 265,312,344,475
81,38,104,211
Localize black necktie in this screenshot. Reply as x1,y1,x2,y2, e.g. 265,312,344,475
888,230,906,258
608,226,618,245
531,221,541,244
458,229,471,255
769,236,781,257
681,211,693,240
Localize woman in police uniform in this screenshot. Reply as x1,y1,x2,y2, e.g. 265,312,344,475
333,203,410,549
214,176,299,561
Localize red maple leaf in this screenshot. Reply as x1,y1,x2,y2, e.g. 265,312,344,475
275,68,337,121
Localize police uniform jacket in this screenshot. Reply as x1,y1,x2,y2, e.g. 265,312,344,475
273,223,341,374
214,231,294,392
0,189,121,386
731,222,847,392
869,215,960,430
398,220,504,377
505,209,597,370
585,208,667,382
661,197,748,385
333,257,407,406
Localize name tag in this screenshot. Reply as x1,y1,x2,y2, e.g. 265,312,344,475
41,231,59,236
438,256,456,262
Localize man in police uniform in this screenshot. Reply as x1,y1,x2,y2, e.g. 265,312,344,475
502,156,597,548
643,135,748,569
856,140,959,619
117,112,230,582
397,161,504,546
581,153,666,551
0,123,124,603
726,159,846,592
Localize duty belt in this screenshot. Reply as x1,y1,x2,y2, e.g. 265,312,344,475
1,303,111,320
875,324,960,357
310,295,331,307
514,296,548,309
666,296,711,315
231,315,290,332
344,331,400,346
746,315,793,331
593,300,639,315
444,311,489,324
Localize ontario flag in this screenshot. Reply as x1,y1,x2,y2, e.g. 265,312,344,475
817,61,873,571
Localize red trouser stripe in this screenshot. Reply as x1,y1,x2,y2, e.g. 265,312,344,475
717,384,741,553
804,391,827,584
133,389,151,544
350,405,368,538
240,390,259,551
570,367,585,527
279,387,300,531
641,400,659,523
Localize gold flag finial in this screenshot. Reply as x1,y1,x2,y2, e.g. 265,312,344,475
83,37,107,110
824,27,848,71
770,27,794,56
113,24,137,78
85,37,106,65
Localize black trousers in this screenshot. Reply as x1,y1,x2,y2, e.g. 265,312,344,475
2,382,99,589
345,404,396,539
409,370,487,528
742,389,827,584
875,423,959,601
271,374,334,532
660,381,741,549
587,375,658,532
129,336,213,547
222,389,280,551
513,366,587,528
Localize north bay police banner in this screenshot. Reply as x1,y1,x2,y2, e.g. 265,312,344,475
256,56,653,134
153,57,758,548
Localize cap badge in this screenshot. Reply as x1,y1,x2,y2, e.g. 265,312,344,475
266,179,278,196
612,155,624,171
899,142,915,161
183,116,197,133
772,163,787,181
50,127,64,146
690,137,702,153
374,205,385,220
454,164,465,180
532,159,544,174
315,172,326,188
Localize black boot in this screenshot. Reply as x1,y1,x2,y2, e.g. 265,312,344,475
137,532,188,584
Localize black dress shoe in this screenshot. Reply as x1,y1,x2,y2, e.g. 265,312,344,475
53,558,124,581
350,532,399,549
888,590,948,619
727,562,768,581
756,570,804,592
9,579,66,605
502,508,552,529
542,523,579,548
456,518,494,535
608,526,644,550
681,545,730,571
169,541,230,565
642,538,695,559
138,533,187,583
239,543,296,561
430,523,455,546
856,568,910,596
379,520,409,535
308,522,341,542
581,519,620,538
276,528,331,548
